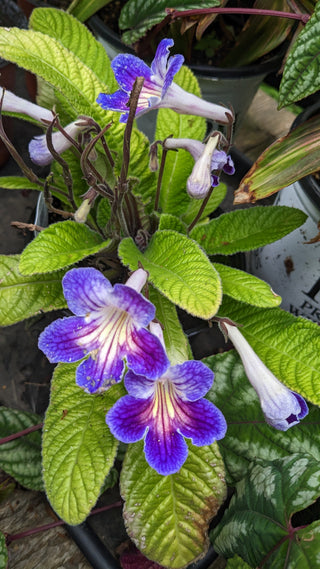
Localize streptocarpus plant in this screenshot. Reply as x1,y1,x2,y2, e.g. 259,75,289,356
0,8,320,569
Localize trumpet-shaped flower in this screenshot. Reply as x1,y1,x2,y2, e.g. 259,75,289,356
107,324,227,475
38,268,169,393
164,136,235,198
0,87,53,123
224,322,308,430
29,120,85,166
97,39,231,125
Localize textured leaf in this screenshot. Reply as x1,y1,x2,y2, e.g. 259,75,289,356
279,2,320,106
212,455,320,568
0,408,43,491
128,128,157,207
234,116,320,203
213,263,282,308
42,363,123,524
149,286,190,364
158,214,187,234
217,297,320,406
96,198,112,228
0,255,67,326
0,177,41,191
121,440,226,569
155,66,206,216
120,0,219,44
223,0,292,67
69,0,113,23
30,7,113,85
226,556,251,569
118,231,222,319
0,26,123,146
190,206,307,255
0,532,8,569
19,221,110,275
181,183,227,226
206,351,320,484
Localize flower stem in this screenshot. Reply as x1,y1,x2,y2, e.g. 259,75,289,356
0,423,43,445
6,501,122,545
167,7,310,24
187,187,213,233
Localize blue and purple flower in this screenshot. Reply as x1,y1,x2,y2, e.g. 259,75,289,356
97,39,232,125
224,322,308,430
107,323,227,475
164,135,235,198
38,268,169,393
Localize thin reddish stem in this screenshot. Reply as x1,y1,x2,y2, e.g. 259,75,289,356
167,7,310,24
0,423,43,445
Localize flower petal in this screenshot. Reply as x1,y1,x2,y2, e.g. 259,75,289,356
76,352,124,393
144,427,188,475
126,327,170,379
112,283,155,326
166,360,214,401
150,38,184,98
38,316,90,363
178,399,227,444
106,395,150,442
263,390,309,431
62,267,112,315
96,90,130,112
111,54,152,92
125,369,159,399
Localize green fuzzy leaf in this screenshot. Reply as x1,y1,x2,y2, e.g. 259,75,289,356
118,231,222,319
213,263,282,308
50,149,92,207
155,66,206,216
190,206,307,255
19,221,110,275
0,408,43,491
217,297,320,406
0,532,8,569
226,556,252,569
128,128,157,207
279,2,320,106
0,255,67,326
181,183,227,225
212,455,320,568
0,177,41,191
69,0,113,23
206,351,320,484
30,8,112,84
149,286,190,364
234,116,320,203
121,440,226,569
120,0,219,45
42,363,123,524
0,27,123,146
96,198,112,228
158,214,187,234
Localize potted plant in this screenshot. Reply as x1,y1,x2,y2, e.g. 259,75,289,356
0,6,320,569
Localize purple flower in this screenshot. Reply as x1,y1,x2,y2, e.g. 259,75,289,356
97,39,231,125
164,136,235,199
107,323,227,475
0,87,53,123
224,322,308,431
38,268,169,393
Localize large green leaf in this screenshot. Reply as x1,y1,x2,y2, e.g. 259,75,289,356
181,183,227,226
217,297,320,406
206,351,320,484
30,7,113,85
234,116,320,203
0,26,123,145
0,177,41,191
120,0,219,44
226,556,252,569
19,221,111,275
0,255,67,326
213,263,282,308
0,532,8,569
0,408,43,491
212,455,320,568
155,66,206,216
279,1,320,106
190,206,307,255
42,363,123,524
149,286,190,364
69,0,113,23
118,231,222,319
121,440,226,569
